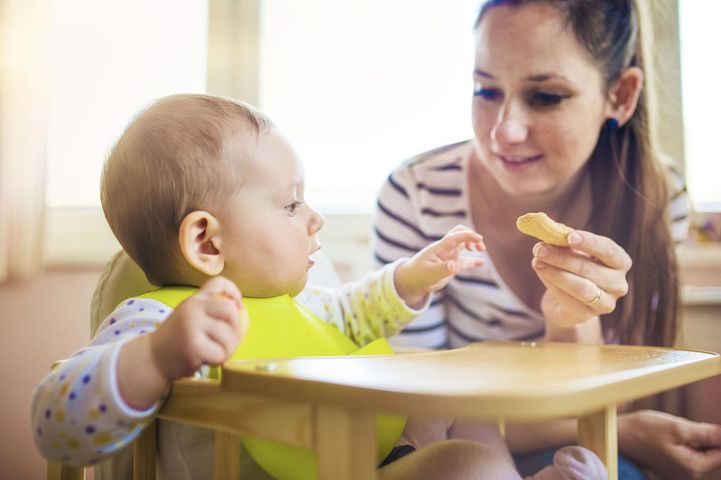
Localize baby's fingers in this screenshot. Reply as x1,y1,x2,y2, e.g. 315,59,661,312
198,276,243,309
438,229,485,253
455,257,486,272
205,298,244,335
194,333,233,366
202,317,242,361
237,307,250,340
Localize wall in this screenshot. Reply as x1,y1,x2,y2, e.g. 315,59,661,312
0,269,100,480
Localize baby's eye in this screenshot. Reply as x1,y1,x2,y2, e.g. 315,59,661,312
285,201,304,215
528,92,568,108
473,84,502,101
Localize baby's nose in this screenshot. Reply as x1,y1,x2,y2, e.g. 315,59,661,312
309,208,324,234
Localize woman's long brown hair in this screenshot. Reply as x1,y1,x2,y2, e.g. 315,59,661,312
477,0,679,346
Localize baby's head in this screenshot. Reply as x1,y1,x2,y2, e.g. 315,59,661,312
102,94,324,297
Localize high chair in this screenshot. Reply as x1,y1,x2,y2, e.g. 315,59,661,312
48,252,721,480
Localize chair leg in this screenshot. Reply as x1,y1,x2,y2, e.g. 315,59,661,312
314,405,377,480
578,406,618,480
47,462,85,480
133,421,158,480
214,431,241,480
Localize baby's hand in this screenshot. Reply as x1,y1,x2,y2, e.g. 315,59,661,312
395,225,486,309
149,276,249,382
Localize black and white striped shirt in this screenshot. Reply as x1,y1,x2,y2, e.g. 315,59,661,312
371,141,690,349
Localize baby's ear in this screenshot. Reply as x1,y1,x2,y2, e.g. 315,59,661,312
178,211,224,276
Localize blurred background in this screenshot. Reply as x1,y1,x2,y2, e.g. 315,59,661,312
1,0,720,478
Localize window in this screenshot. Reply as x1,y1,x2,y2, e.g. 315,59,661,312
46,2,721,216
46,0,208,208
679,0,721,212
258,0,478,212
44,0,208,265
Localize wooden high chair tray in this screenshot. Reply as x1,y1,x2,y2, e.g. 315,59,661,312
207,341,720,480
220,341,721,420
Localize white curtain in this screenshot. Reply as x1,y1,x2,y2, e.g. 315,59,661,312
0,0,50,282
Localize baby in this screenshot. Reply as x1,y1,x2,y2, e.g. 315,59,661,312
32,94,605,480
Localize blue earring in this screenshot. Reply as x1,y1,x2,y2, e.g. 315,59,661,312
604,117,620,131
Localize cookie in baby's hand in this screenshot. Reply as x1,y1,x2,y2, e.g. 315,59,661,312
516,212,574,246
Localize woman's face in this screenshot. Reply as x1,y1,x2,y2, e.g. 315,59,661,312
472,3,614,197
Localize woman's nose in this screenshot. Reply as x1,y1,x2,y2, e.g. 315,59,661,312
490,103,529,146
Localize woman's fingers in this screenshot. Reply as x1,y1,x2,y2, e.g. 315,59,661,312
533,257,617,315
533,243,628,297
668,438,721,478
687,422,721,449
539,280,594,325
567,230,632,271
531,231,631,324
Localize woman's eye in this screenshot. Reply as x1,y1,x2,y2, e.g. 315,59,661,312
473,85,501,101
529,92,568,107
285,201,304,215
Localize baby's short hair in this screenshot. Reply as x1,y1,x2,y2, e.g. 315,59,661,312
101,94,272,286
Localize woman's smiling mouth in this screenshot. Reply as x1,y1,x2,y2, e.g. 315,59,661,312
496,153,543,171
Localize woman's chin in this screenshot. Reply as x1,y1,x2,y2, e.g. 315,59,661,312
496,176,555,198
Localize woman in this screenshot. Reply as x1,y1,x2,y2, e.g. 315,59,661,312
373,0,721,478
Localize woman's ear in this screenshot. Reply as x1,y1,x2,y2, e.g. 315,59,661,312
606,66,644,127
178,211,224,276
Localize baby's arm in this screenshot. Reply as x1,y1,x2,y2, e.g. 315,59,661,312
297,226,485,346
31,277,245,467
31,298,169,467
299,261,422,346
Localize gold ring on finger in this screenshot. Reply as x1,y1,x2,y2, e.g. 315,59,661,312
584,286,603,306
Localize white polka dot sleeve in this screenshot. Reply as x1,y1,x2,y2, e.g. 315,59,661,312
31,298,171,467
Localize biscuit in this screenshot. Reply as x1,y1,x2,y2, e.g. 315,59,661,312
516,212,574,246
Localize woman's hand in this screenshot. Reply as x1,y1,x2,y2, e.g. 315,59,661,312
531,230,632,328
619,410,721,479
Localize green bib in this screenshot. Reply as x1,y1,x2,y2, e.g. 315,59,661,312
139,286,406,480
